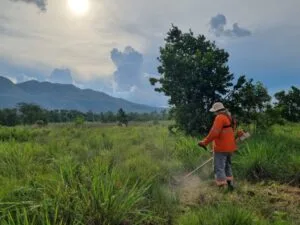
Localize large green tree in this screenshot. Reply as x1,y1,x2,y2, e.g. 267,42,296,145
150,25,234,134
275,86,300,122
224,76,271,124
117,108,128,126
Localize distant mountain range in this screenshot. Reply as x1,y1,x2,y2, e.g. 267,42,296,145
0,76,161,113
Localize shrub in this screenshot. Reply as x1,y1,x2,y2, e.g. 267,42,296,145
35,120,47,127
74,116,85,126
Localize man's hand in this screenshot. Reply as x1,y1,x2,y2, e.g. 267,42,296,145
198,141,207,149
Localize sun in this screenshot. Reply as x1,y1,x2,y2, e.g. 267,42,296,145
68,0,89,16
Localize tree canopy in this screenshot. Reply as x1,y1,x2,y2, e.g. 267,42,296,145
275,86,300,122
150,25,277,134
150,25,234,134
117,108,128,126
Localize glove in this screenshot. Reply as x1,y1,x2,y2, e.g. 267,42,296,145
198,141,207,149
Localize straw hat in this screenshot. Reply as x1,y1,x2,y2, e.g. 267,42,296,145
209,102,226,112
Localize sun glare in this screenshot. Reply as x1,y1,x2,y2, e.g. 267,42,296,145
68,0,89,16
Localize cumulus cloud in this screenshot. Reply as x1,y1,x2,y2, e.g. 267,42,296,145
210,14,251,37
49,68,73,84
111,46,143,92
9,0,47,11
109,46,168,106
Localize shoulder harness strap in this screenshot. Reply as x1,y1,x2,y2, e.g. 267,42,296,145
220,113,236,129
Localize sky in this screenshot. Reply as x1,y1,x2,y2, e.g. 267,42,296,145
0,0,299,107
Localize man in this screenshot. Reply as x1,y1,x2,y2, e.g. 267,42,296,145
198,102,236,190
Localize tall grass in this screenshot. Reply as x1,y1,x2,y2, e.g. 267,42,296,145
176,204,269,225
55,160,153,225
1,123,300,224
234,127,300,184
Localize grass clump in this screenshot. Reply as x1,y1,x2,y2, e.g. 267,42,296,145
177,204,268,225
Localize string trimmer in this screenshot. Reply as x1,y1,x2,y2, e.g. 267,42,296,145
172,130,251,184
173,146,213,184
181,157,213,180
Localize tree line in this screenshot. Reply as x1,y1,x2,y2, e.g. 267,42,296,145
0,103,169,127
150,25,300,135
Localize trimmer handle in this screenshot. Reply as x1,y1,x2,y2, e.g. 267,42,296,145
198,142,210,152
200,145,207,151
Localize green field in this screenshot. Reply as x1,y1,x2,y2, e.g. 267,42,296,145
0,123,300,225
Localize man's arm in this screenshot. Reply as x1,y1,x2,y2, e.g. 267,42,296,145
199,115,224,146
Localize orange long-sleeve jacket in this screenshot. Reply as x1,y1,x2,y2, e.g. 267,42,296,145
203,113,237,152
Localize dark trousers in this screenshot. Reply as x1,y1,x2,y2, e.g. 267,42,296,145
214,152,233,186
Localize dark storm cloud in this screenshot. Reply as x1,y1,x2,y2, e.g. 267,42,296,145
9,0,47,11
210,14,251,37
231,23,252,37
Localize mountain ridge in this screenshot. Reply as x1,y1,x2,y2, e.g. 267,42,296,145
0,76,161,113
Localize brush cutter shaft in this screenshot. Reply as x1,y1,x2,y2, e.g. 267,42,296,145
184,157,213,179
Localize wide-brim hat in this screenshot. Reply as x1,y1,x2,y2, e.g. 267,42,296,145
209,102,226,112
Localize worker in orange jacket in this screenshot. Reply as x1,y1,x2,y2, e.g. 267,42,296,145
198,102,237,190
